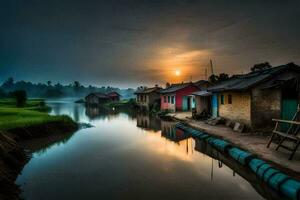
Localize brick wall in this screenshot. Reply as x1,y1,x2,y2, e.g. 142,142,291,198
218,92,251,125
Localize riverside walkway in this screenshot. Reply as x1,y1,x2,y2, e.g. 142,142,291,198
168,112,300,177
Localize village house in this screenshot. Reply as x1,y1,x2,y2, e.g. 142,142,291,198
160,81,208,112
106,92,121,101
135,86,162,110
85,92,121,105
195,63,300,129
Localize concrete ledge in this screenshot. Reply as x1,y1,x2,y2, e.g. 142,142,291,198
171,112,300,177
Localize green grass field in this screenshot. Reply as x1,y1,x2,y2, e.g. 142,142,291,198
0,98,71,130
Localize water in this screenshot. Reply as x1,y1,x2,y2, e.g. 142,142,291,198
16,100,273,200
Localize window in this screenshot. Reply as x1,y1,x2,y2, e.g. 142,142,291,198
168,96,170,103
171,96,175,104
164,96,167,103
221,94,225,105
228,94,232,104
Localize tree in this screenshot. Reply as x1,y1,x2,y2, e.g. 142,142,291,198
73,81,81,95
47,81,52,86
11,90,27,107
218,73,230,82
251,62,272,72
208,74,218,84
73,81,80,88
209,73,230,84
2,77,14,90
166,82,171,88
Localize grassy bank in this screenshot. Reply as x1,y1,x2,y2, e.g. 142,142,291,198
0,98,74,131
0,98,78,200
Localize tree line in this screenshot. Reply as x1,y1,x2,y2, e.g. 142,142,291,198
0,78,135,99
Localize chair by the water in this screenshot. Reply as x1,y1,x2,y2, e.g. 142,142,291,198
267,104,300,160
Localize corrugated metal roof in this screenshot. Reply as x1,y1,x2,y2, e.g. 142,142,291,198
207,63,300,92
193,90,212,96
86,92,109,99
159,82,193,94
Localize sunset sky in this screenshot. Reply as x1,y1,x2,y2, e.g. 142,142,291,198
1,0,300,88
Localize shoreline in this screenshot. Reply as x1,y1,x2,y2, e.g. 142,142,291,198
0,118,78,200
169,112,300,178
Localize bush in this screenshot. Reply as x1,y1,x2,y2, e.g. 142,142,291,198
11,90,27,107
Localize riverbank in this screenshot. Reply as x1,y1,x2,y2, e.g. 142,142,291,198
169,112,300,177
0,99,78,200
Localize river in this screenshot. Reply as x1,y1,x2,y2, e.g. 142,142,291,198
16,99,275,200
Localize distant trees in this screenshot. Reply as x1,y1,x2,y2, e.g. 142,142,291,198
251,62,272,72
2,77,14,90
11,90,27,107
43,89,63,98
0,78,135,99
73,81,81,95
47,81,52,86
208,73,230,84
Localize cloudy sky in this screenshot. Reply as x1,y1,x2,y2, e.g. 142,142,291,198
0,0,299,88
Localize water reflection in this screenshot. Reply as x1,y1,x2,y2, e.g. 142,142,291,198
48,99,136,122
136,113,161,131
161,120,190,143
16,100,275,200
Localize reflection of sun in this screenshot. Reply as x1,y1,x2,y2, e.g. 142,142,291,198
175,69,181,76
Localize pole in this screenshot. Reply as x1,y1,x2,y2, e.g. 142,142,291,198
210,59,214,75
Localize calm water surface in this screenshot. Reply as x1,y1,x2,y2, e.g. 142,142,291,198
16,99,270,200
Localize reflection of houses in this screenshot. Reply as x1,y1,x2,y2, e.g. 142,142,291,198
85,92,121,105
161,120,190,142
85,106,109,119
136,114,161,131
85,105,136,120
197,63,300,129
159,82,199,112
194,138,279,200
135,86,162,111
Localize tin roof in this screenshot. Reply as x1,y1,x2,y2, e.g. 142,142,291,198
207,63,300,92
159,82,194,94
193,90,212,96
86,92,109,99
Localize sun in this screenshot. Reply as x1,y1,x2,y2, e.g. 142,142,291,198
175,69,181,76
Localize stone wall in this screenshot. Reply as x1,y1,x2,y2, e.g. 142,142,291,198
218,92,251,125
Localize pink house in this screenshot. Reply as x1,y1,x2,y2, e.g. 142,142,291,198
159,82,200,112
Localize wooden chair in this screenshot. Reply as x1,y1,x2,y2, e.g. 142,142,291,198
267,105,300,160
